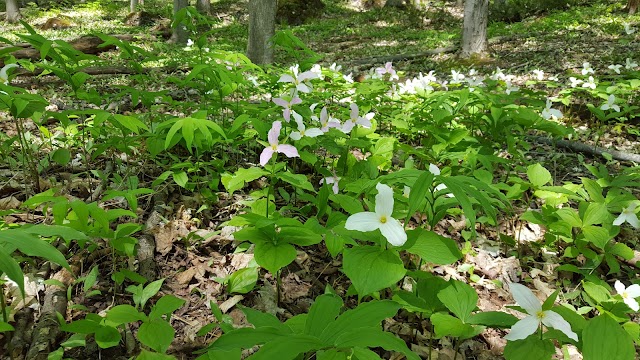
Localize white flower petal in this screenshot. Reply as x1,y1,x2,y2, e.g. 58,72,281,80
428,163,441,176
375,183,394,217
290,131,302,141
626,284,640,298
504,315,539,341
613,213,626,226
378,217,407,246
624,297,640,311
615,280,626,295
345,212,380,232
542,311,578,341
509,283,542,315
627,213,640,229
305,128,324,138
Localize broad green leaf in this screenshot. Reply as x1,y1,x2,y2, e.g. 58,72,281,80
0,247,25,297
331,194,364,214
405,230,461,265
319,300,400,344
439,177,476,234
52,148,71,165
248,334,322,360
555,209,582,228
0,229,70,269
437,280,478,322
342,246,406,297
581,202,609,227
582,282,610,304
504,337,555,360
205,327,283,351
95,325,121,349
241,307,289,332
138,319,175,353
0,322,15,332
61,319,101,334
106,305,147,325
140,279,165,309
304,294,343,337
582,314,635,360
582,226,612,249
150,295,186,319
137,349,178,360
83,266,99,293
467,311,518,327
222,167,267,194
279,227,322,246
333,328,419,360
227,267,259,294
278,171,316,193
254,242,297,274
430,312,481,339
316,349,349,360
405,170,434,222
527,163,552,188
172,171,188,188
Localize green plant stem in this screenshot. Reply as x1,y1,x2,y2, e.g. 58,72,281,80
266,157,276,219
0,285,7,323
452,338,460,360
275,269,282,305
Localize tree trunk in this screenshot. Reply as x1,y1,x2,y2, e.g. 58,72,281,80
170,0,189,45
628,0,639,14
247,0,277,65
130,0,139,13
6,0,21,23
460,0,489,58
196,0,211,14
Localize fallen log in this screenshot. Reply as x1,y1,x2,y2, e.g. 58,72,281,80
0,34,135,67
531,136,640,163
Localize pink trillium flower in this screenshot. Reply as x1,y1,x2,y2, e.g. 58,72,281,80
259,121,299,166
312,107,340,133
278,64,319,93
375,62,399,81
273,96,302,122
290,111,323,140
341,103,374,133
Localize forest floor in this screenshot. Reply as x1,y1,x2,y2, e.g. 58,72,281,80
0,0,640,359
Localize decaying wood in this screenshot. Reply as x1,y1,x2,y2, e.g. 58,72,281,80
350,46,457,66
532,136,640,163
25,269,73,360
0,34,135,67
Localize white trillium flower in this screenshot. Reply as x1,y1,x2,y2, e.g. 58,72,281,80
541,99,563,120
504,283,578,342
329,63,342,72
624,23,636,35
600,94,621,112
505,80,519,95
290,111,323,140
613,203,639,228
490,67,506,81
581,62,594,75
614,280,640,311
582,76,596,89
429,163,441,176
608,64,623,74
279,64,318,93
569,77,582,88
0,64,19,85
532,69,544,81
626,58,638,70
345,183,407,246
450,70,465,83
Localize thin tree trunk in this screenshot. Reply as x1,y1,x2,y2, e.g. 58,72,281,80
247,0,277,65
170,0,189,45
628,0,639,14
196,0,211,14
6,0,21,23
460,0,489,58
130,0,139,13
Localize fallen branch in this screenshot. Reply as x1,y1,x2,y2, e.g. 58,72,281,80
0,34,135,67
350,46,457,66
531,136,640,163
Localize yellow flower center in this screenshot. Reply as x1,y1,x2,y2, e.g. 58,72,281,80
380,215,387,224
536,311,546,320
300,130,305,136
622,292,629,299
271,144,278,151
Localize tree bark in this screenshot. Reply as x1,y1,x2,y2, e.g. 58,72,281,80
628,0,639,14
130,0,139,13
6,0,21,23
247,0,277,65
460,0,489,58
170,0,189,45
196,0,211,14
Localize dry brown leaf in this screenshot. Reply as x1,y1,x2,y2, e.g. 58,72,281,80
0,196,21,210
